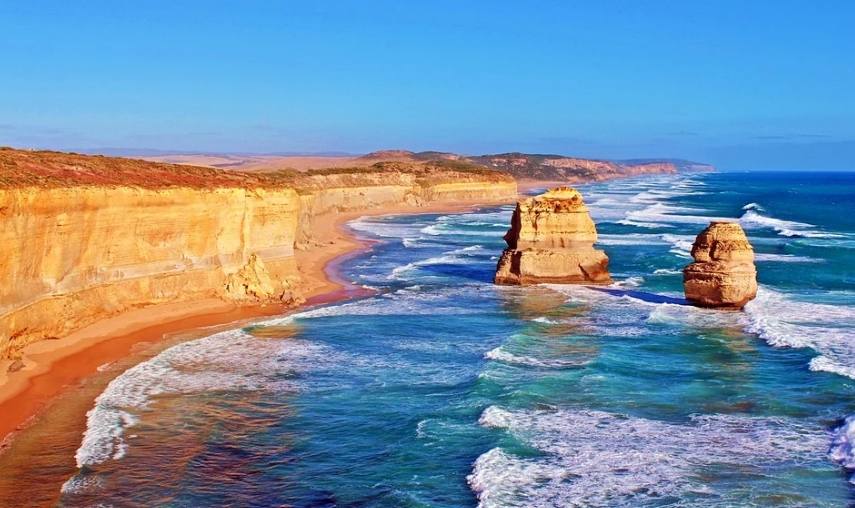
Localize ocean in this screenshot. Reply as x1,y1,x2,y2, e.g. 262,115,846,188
58,171,855,507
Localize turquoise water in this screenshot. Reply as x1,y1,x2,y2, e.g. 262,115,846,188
60,172,855,507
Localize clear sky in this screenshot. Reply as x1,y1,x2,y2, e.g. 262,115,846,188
1,1,854,170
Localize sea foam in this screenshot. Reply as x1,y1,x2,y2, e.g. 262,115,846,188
73,330,324,468
470,406,829,508
484,346,588,369
743,287,855,379
739,208,844,239
661,233,695,257
624,202,732,227
754,253,824,263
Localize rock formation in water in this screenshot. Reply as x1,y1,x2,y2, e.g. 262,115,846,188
494,187,610,285
683,222,758,309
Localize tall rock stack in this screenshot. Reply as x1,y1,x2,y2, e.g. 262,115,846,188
683,222,758,309
494,187,611,285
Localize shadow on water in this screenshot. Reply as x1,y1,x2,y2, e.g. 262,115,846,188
590,287,690,306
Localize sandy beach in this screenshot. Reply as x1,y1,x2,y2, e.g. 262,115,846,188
0,196,514,453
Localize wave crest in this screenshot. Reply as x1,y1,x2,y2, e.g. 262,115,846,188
739,209,843,238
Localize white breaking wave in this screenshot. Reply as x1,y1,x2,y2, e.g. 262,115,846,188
547,276,855,386
596,233,663,246
739,209,844,239
645,303,742,330
531,316,560,324
265,285,487,326
616,219,672,229
742,202,765,212
348,217,422,239
754,253,824,263
420,224,444,236
420,223,505,237
624,202,733,227
388,255,461,280
653,268,682,275
402,237,431,248
809,356,855,380
60,475,103,495
73,330,322,468
743,287,855,379
613,276,644,288
630,189,706,205
387,245,485,280
484,346,588,369
661,233,695,257
583,175,707,224
470,406,829,508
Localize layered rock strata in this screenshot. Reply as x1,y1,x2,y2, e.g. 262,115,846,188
0,150,517,359
494,187,610,285
683,222,758,309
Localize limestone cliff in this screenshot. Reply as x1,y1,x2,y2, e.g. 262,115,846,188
0,149,517,359
495,187,610,285
683,222,758,309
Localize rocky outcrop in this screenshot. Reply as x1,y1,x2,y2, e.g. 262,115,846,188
224,254,300,303
683,222,758,309
0,149,517,359
495,187,610,285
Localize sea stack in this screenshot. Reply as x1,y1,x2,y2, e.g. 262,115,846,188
494,187,610,285
683,222,758,309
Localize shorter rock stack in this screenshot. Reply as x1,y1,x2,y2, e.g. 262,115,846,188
495,187,610,285
683,222,757,309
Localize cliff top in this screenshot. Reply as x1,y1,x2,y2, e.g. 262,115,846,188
0,148,511,189
520,186,589,213
540,186,583,201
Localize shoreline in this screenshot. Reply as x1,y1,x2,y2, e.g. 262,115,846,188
0,196,514,449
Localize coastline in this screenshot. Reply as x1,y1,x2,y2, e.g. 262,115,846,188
0,196,514,450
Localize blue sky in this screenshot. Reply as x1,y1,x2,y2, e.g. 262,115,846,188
1,1,853,169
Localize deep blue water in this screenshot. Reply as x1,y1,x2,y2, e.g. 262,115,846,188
60,171,855,507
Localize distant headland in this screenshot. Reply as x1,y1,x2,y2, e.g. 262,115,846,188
73,147,715,181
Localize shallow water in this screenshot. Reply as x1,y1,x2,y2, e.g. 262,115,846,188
59,171,855,507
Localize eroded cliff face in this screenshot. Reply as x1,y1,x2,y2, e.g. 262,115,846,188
495,187,610,285
292,172,516,248
0,186,304,358
683,222,758,309
0,152,517,359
